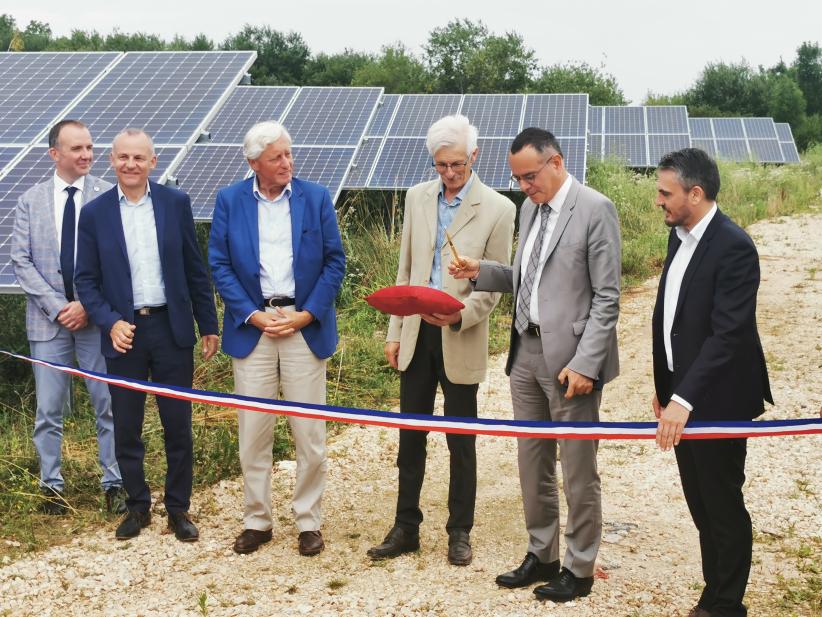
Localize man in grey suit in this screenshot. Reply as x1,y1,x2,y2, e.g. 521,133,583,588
11,119,125,515
450,127,621,602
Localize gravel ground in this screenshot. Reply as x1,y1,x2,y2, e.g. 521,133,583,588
1,213,820,617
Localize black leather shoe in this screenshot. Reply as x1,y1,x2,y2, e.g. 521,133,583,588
366,526,420,560
115,511,151,540
447,529,472,566
687,606,712,617
298,530,324,556
104,486,127,514
41,487,67,515
496,553,560,588
233,529,273,554
168,512,199,542
533,567,594,602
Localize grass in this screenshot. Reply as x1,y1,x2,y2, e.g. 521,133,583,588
0,147,820,558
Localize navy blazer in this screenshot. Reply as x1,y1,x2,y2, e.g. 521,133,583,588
208,176,345,360
75,181,219,358
652,209,773,421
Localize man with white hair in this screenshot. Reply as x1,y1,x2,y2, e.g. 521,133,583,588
367,114,515,566
209,121,345,557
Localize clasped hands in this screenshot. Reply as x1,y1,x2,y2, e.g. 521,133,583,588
250,307,313,338
110,319,218,360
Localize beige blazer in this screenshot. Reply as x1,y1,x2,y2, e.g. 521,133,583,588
386,175,516,384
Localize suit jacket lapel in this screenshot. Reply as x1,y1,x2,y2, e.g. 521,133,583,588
243,179,260,268
423,181,438,250
290,181,305,261
150,182,166,262
673,210,723,324
39,179,59,254
107,189,129,264
541,177,578,264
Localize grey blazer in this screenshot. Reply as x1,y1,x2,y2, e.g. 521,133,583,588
11,174,112,341
475,177,621,384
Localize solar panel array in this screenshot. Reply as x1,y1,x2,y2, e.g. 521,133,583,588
588,106,691,167
687,117,786,163
775,123,801,163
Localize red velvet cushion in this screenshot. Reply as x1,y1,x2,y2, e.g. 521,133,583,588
366,285,465,317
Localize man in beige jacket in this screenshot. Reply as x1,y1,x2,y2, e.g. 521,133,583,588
367,114,516,566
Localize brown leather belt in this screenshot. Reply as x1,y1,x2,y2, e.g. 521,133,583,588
135,305,167,316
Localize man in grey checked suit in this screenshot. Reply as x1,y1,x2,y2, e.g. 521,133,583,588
11,119,125,515
450,127,621,602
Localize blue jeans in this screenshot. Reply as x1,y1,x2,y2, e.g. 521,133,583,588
30,325,122,492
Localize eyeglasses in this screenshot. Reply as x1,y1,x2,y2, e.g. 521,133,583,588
510,155,556,185
432,158,469,172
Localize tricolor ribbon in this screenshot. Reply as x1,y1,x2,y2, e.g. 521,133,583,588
2,350,821,440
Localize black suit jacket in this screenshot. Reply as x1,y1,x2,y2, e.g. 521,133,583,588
652,209,772,421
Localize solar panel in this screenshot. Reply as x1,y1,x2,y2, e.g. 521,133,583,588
692,139,717,157
281,86,382,146
343,137,382,189
474,138,513,190
716,139,749,161
172,145,249,220
587,134,603,160
742,118,778,140
712,118,745,139
748,139,784,163
368,138,437,188
366,94,400,136
604,106,645,134
775,123,801,163
461,94,524,138
604,135,647,166
523,94,588,137
207,86,298,143
646,106,689,133
388,95,463,137
0,148,22,174
0,145,178,289
588,106,603,134
558,138,588,184
648,134,692,166
0,52,120,144
60,51,255,145
292,146,357,200
689,118,713,139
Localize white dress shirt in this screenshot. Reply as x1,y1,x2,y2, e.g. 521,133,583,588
255,178,295,299
118,184,166,308
517,174,573,323
53,173,85,258
663,203,717,411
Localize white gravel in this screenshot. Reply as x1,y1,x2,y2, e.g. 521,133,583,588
1,213,820,616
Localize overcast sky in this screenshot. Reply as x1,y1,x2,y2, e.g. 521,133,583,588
5,0,820,104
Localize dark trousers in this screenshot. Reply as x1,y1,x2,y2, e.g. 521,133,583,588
675,438,752,617
395,321,479,533
105,311,194,515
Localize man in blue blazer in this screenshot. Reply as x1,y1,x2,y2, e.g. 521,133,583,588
209,121,345,557
652,148,772,617
75,128,219,543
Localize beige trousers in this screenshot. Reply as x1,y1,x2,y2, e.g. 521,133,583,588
232,324,327,532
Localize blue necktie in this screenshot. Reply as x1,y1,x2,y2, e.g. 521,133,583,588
60,186,78,302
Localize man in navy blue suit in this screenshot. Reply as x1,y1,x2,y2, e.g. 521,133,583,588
651,148,772,617
76,128,219,542
209,121,345,557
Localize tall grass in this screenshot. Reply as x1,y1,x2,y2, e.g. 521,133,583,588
1,149,820,554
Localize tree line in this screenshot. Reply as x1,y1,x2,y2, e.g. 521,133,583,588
2,15,820,150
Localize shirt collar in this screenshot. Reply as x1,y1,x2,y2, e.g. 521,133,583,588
117,182,151,206
438,172,474,205
253,177,292,204
546,174,573,212
676,203,717,243
54,172,85,194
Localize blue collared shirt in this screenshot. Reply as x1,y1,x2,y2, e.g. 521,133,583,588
430,174,474,290
118,184,166,308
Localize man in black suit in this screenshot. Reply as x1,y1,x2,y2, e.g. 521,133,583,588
76,128,219,542
651,148,772,617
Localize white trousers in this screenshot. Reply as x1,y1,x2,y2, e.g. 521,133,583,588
233,326,327,532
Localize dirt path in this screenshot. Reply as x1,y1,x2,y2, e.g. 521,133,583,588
1,213,820,617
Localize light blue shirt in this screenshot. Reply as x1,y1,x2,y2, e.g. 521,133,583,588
430,174,474,290
118,184,166,309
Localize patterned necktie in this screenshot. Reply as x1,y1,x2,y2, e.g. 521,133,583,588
60,186,78,302
515,203,550,334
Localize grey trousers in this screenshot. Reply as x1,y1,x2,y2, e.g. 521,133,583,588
509,332,602,578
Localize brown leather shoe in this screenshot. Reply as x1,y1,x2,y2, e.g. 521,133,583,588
687,607,711,617
233,528,272,554
298,530,324,556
